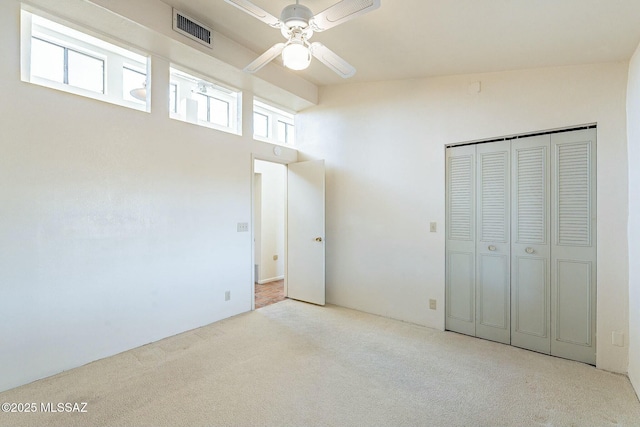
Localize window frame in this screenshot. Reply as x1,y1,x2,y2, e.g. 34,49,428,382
30,35,106,95
169,83,178,114
253,111,270,139
31,36,106,94
195,92,231,128
253,99,295,145
277,120,295,145
169,66,241,135
122,64,147,104
22,9,149,112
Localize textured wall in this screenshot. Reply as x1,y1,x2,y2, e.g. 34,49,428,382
297,62,630,373
626,41,640,396
0,0,297,391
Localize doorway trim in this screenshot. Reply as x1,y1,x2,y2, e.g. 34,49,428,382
251,154,290,311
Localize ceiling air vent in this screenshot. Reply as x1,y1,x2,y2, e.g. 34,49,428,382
172,9,212,48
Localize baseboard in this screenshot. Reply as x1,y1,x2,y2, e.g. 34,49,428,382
258,275,284,285
630,365,640,402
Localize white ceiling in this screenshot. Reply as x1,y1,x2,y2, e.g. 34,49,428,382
162,0,640,87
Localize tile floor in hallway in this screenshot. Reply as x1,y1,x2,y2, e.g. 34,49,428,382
255,279,286,309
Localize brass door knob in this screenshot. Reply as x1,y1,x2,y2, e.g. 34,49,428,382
315,237,323,242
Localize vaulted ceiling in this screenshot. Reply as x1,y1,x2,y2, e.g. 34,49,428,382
160,0,640,86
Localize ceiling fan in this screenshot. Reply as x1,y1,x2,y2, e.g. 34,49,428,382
224,0,381,78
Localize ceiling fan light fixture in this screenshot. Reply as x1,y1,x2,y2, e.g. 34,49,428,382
282,41,311,70
280,4,313,29
227,0,380,77
129,85,147,101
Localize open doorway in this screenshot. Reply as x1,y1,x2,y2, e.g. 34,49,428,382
254,159,287,309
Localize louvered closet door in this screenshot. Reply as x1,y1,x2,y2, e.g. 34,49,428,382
446,145,476,336
550,129,597,364
511,135,551,355
475,141,510,344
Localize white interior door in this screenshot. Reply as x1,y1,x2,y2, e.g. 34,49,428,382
510,135,551,355
550,128,597,364
445,145,476,336
287,159,325,305
445,128,596,364
476,141,511,344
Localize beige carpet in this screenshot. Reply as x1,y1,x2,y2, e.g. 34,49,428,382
1,300,639,427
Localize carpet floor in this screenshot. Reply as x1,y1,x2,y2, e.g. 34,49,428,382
1,299,639,427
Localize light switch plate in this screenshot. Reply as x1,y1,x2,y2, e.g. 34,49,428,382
430,222,437,233
237,222,249,232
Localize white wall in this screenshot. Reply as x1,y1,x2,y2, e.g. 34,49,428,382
254,160,286,283
627,41,640,395
0,0,297,392
297,62,630,373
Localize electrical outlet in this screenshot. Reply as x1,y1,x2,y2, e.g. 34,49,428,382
430,222,437,233
237,222,249,232
225,291,231,301
429,299,437,310
273,255,278,261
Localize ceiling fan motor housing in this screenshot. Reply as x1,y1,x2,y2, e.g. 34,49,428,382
281,4,313,28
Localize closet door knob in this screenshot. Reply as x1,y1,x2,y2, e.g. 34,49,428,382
525,247,535,254
488,245,496,251
315,237,323,242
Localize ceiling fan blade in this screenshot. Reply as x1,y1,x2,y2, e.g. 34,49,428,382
311,0,380,32
310,42,356,78
224,0,281,27
244,43,286,73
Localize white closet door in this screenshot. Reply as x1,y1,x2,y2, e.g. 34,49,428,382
446,145,476,336
475,141,511,344
550,129,597,364
511,135,551,355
